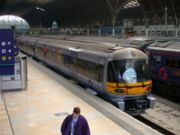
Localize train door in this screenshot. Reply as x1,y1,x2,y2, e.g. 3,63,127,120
150,53,162,78
71,51,79,80
98,57,106,92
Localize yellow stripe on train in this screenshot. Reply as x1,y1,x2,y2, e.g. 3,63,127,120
106,81,152,95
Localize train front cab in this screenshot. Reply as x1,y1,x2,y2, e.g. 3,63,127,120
106,58,156,115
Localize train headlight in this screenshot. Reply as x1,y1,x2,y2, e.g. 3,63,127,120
145,86,152,92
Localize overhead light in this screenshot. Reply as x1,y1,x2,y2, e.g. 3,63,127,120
35,7,46,12
123,0,140,9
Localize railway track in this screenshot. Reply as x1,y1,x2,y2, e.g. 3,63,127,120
135,115,175,135
137,95,180,135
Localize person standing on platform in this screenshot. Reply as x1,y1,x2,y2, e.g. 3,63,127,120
61,107,90,135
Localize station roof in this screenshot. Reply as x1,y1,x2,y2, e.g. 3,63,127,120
1,0,180,27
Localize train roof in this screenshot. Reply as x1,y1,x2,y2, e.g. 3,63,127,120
150,37,180,42
18,36,127,53
147,41,180,51
18,36,148,60
37,38,121,53
39,35,154,50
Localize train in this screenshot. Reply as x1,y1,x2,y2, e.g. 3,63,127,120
146,41,180,98
31,35,180,100
16,35,156,115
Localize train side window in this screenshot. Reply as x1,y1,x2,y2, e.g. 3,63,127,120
165,57,180,69
77,59,103,82
99,65,104,82
46,49,53,60
54,51,63,64
37,46,44,56
63,55,73,64
107,62,117,82
154,56,161,66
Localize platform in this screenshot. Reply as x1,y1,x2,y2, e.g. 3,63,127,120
0,57,162,135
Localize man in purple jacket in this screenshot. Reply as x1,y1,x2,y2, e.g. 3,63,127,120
61,107,90,135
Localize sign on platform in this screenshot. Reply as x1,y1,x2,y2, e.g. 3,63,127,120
0,29,15,75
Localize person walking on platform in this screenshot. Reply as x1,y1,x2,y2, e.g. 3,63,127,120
61,107,90,135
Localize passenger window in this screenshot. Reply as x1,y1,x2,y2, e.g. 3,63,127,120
165,57,180,69
154,56,161,66
63,55,73,64
77,59,103,82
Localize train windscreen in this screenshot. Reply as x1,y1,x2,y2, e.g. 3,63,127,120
107,59,151,83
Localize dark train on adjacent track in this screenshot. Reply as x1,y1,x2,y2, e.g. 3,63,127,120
34,35,180,100
146,41,180,98
16,36,156,115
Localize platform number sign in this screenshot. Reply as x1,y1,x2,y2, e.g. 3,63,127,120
0,29,15,75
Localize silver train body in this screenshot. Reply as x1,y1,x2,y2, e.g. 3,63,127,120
17,36,156,115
